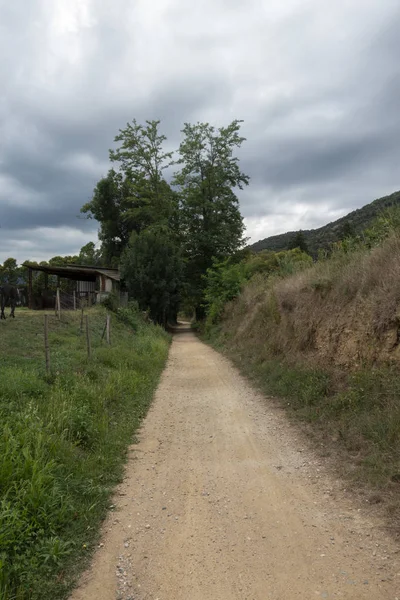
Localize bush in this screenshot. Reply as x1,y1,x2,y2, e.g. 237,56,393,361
100,292,120,312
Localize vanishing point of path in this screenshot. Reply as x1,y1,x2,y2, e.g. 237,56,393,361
71,327,399,600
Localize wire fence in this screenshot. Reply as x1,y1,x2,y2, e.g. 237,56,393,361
0,295,122,380
46,300,114,374
0,287,136,381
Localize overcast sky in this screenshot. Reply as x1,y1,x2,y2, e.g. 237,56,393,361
1,0,400,264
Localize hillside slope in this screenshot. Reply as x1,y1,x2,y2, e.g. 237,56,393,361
250,190,400,255
208,232,400,499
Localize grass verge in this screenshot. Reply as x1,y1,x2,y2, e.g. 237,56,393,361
205,327,400,527
0,305,170,600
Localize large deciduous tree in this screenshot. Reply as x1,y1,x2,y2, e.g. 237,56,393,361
81,118,249,324
173,119,249,317
83,119,183,323
81,120,177,265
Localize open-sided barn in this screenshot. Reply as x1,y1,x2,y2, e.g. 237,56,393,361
23,263,122,309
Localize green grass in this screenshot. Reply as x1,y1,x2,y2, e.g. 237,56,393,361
0,306,170,600
205,331,400,495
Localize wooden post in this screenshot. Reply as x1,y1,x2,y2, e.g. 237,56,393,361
101,318,107,341
80,303,84,334
73,290,76,311
56,288,61,321
28,268,33,310
85,315,91,358
44,315,50,375
106,313,111,345
88,291,92,308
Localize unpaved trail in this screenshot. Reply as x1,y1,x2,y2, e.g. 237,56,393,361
70,328,399,600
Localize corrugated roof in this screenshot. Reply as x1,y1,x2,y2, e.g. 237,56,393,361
23,263,120,282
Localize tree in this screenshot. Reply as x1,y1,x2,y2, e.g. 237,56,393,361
121,227,183,325
288,231,309,254
81,121,177,265
78,242,102,266
338,221,356,241
81,169,132,265
0,258,20,285
173,120,249,317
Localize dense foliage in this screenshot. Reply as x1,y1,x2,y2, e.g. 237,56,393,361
173,120,248,317
121,228,183,325
204,248,312,328
80,118,249,321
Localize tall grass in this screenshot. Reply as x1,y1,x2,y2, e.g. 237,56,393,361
0,306,170,600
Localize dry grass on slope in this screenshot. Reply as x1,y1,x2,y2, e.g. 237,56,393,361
224,233,400,369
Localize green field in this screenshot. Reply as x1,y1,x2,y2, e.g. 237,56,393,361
0,306,170,600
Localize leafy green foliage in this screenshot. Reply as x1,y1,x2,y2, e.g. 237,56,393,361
0,307,169,599
0,258,23,285
80,169,133,265
121,228,183,325
81,120,177,265
204,259,247,326
204,248,312,328
174,120,249,317
288,230,309,254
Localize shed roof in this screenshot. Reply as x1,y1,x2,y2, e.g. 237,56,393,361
23,263,120,282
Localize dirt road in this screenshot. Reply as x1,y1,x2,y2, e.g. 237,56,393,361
71,328,399,600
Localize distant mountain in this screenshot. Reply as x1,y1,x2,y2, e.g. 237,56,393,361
250,190,400,256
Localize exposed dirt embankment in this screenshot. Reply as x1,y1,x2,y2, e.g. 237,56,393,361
222,235,400,370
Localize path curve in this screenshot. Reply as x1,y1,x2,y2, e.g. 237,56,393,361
70,328,399,600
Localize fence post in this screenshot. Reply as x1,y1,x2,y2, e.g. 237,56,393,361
44,315,50,375
73,290,76,311
106,313,111,345
85,315,91,358
80,303,84,334
56,288,61,321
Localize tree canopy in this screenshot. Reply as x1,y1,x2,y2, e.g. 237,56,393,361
81,117,249,322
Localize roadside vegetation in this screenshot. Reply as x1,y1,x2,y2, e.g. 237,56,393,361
203,208,400,519
0,305,169,600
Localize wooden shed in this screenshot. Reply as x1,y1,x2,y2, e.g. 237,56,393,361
23,263,121,309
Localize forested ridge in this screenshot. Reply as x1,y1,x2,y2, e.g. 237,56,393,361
250,190,400,256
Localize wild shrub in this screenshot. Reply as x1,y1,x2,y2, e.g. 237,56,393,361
203,248,312,329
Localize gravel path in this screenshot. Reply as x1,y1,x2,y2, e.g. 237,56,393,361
70,327,399,600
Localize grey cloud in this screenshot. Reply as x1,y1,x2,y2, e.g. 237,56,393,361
1,0,400,262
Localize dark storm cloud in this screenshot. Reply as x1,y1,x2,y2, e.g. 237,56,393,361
1,0,400,261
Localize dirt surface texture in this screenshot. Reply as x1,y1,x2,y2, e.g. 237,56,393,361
70,327,400,600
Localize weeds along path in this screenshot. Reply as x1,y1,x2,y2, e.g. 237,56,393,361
70,327,399,600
